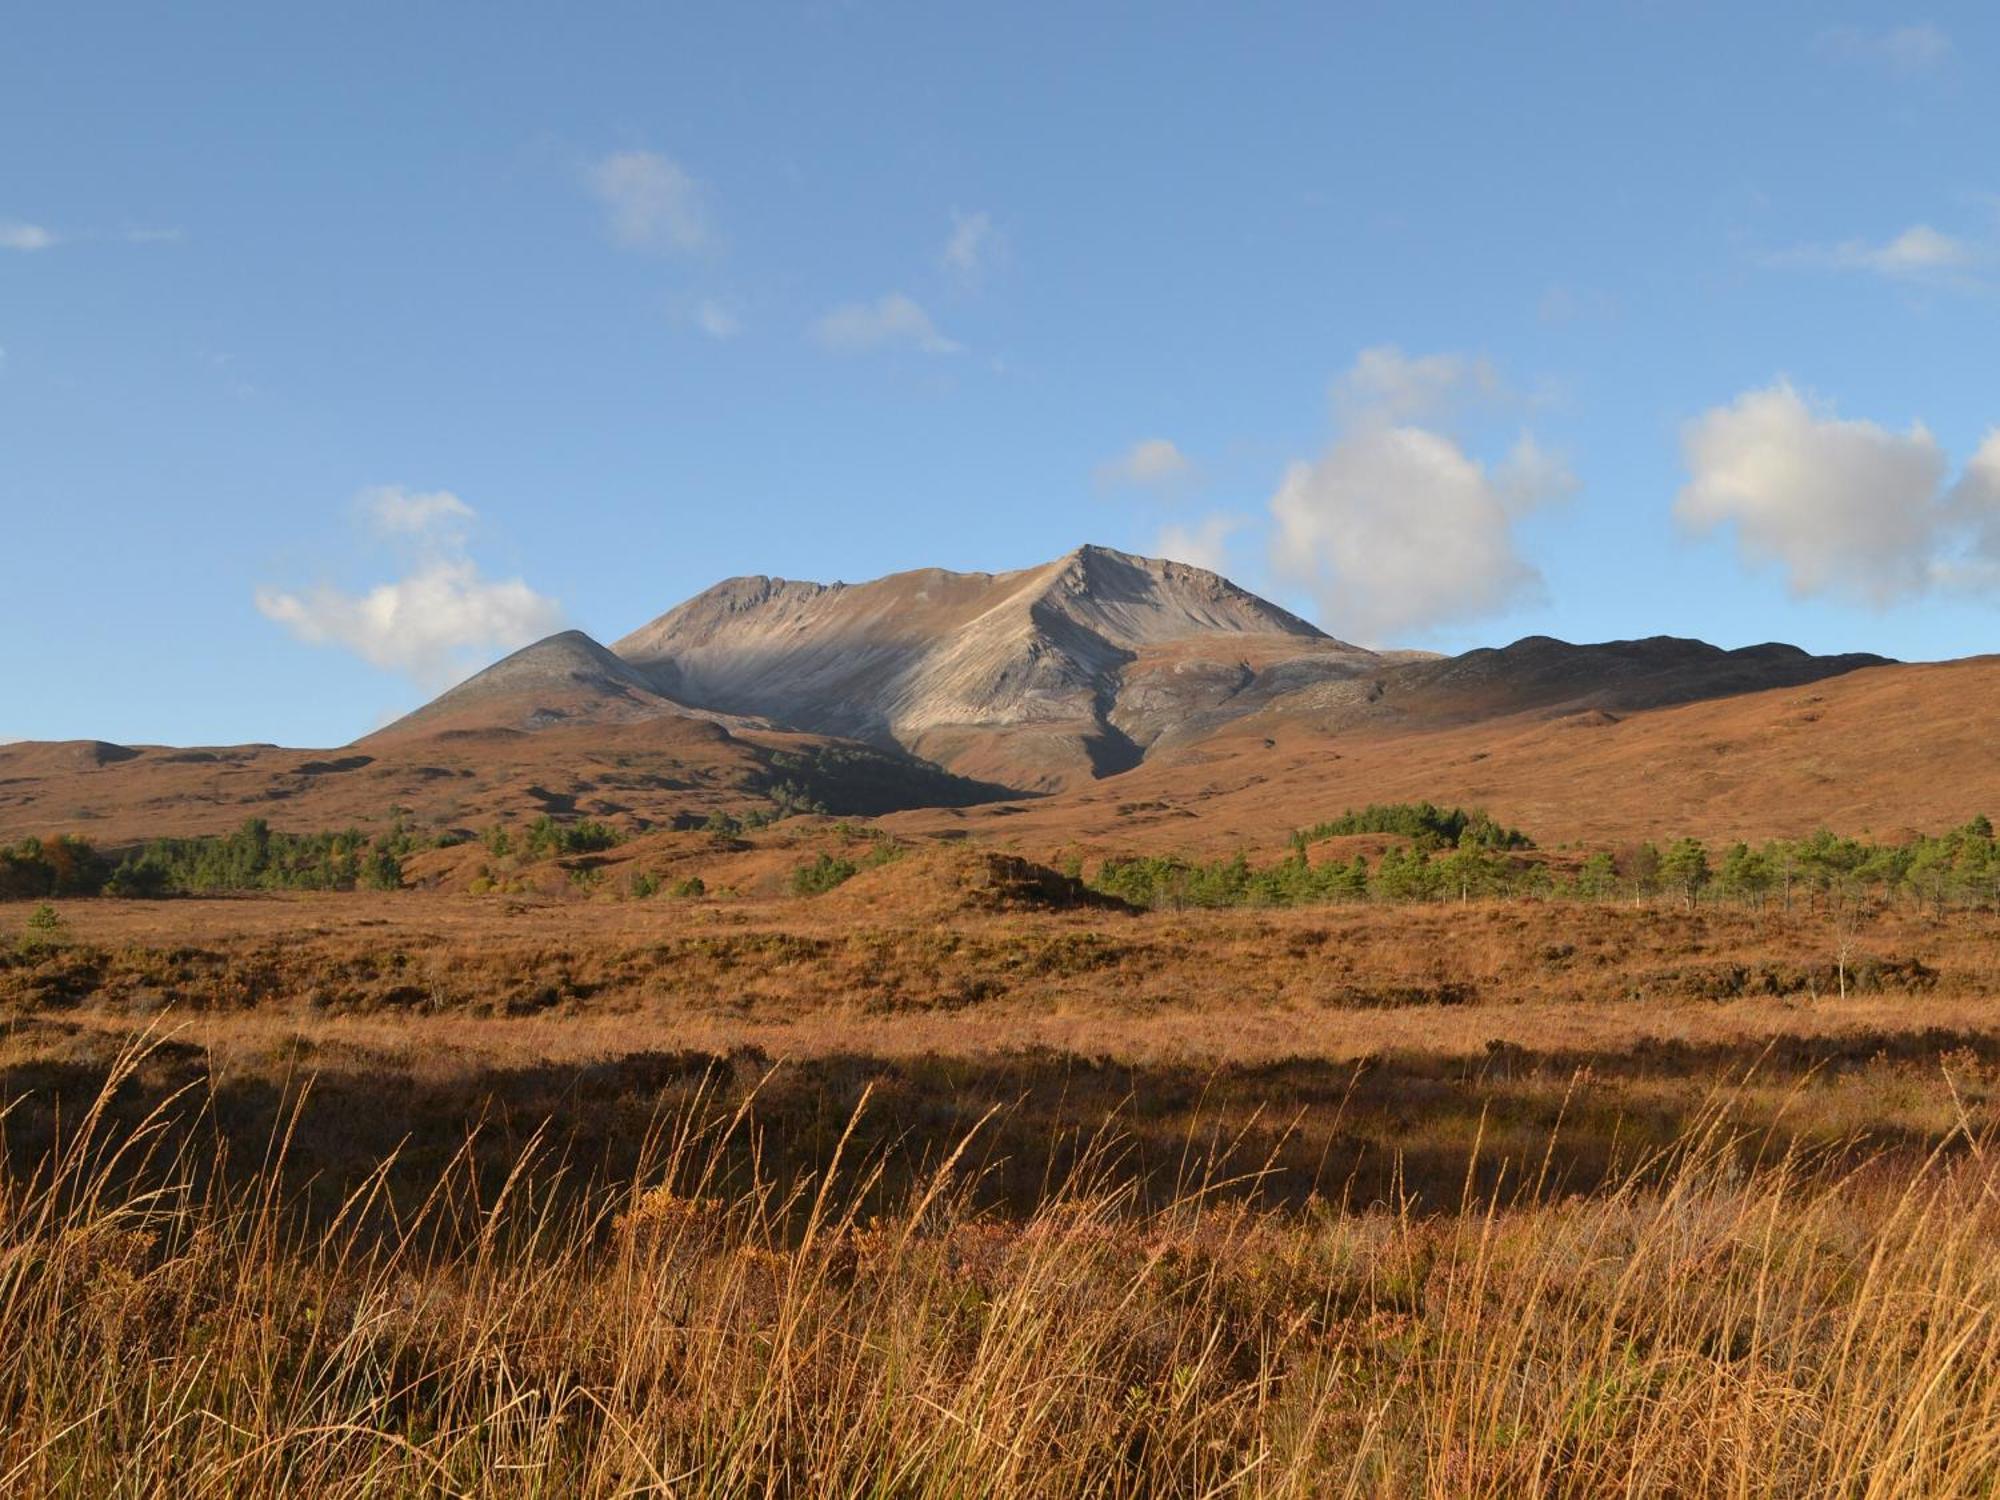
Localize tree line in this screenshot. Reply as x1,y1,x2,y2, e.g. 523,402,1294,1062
1088,807,2000,915
0,817,414,898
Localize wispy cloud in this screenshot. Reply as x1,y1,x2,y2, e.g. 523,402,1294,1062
942,209,999,281
1536,284,1617,327
360,485,475,542
811,293,960,355
1765,222,1978,282
586,150,714,254
0,222,57,252
256,487,563,690
1815,23,1952,77
1153,514,1245,573
1095,438,1192,491
1,221,185,252
691,298,740,340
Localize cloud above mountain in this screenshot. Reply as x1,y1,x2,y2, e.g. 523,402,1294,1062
1266,347,1573,644
256,487,563,690
1152,514,1244,573
1677,383,2000,604
1097,438,1191,490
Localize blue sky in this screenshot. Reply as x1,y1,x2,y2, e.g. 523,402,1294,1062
5,2,1998,746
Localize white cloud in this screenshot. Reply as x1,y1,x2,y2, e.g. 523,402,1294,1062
1769,223,1978,281
1267,348,1570,644
1096,437,1191,490
0,222,183,252
587,150,713,253
1675,383,1952,605
691,298,740,340
257,489,563,690
1853,224,1973,272
1153,514,1245,574
359,485,475,542
1494,432,1580,511
1944,430,2000,587
0,222,56,252
1816,23,1951,76
942,210,997,279
1333,346,1501,426
811,293,960,355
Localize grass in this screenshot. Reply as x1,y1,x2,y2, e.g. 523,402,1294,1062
6,891,2000,1492
1,1028,1999,1494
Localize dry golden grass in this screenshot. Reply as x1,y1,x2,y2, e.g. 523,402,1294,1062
4,1028,2000,1495
7,890,2000,1492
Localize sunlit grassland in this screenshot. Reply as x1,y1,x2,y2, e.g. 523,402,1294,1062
3,1029,2000,1496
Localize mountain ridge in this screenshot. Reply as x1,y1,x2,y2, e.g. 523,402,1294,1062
362,546,1896,797
0,545,1928,846
611,544,1375,788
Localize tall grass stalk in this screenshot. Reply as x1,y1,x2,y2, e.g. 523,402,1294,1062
1,1034,1997,1495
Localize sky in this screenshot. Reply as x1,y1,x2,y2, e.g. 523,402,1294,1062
5,2,1999,747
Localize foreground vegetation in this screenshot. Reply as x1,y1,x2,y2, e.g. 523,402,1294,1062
1,1030,1997,1496
3,884,2000,1492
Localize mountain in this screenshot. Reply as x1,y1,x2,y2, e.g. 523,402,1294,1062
882,653,1995,855
606,545,1891,793
0,545,1932,847
366,630,735,742
1166,633,1896,752
612,544,1386,789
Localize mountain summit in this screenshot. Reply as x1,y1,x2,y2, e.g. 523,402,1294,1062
611,545,1380,788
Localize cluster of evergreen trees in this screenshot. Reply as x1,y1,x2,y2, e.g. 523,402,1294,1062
1087,807,2000,915
1613,820,2000,915
1091,841,1523,910
483,816,623,860
105,817,411,895
1296,801,1531,850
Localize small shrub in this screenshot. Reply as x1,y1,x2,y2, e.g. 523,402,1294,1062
792,854,858,897
18,903,68,953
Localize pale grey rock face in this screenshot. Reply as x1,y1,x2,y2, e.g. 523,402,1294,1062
610,545,1380,789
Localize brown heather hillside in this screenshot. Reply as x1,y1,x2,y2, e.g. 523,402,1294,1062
5,653,1984,854
0,718,1007,848
884,654,2000,855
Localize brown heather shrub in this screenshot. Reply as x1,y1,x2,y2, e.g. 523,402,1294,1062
1,1034,2000,1495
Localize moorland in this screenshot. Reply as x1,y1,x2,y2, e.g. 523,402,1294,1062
4,548,2000,1495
